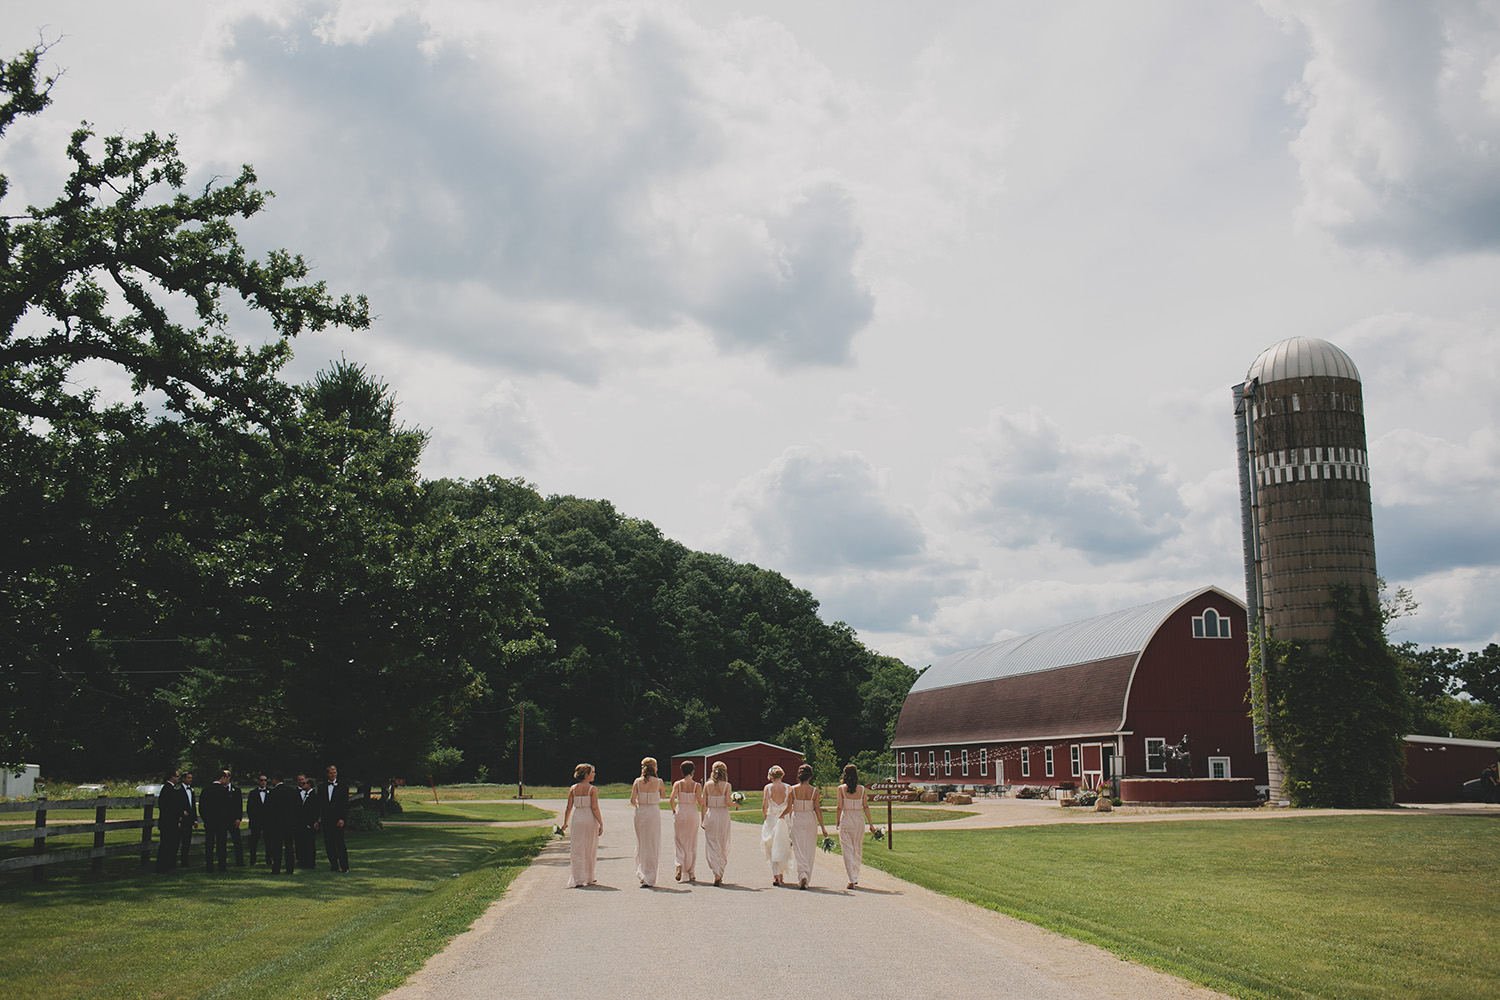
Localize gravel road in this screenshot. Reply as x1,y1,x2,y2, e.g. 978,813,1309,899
383,798,1231,1000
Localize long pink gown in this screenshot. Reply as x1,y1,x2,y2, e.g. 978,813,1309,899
703,786,731,881
788,786,819,884
838,784,867,886
673,782,699,880
568,791,598,887
633,783,662,886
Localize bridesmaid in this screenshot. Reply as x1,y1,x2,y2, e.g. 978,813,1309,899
760,765,793,886
780,763,828,889
701,760,735,886
631,756,667,887
669,760,700,882
835,763,876,889
561,763,602,888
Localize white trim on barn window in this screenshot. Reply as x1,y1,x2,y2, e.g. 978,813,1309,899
1192,608,1232,639
898,752,906,776
1071,744,1081,777
1044,746,1055,777
979,748,988,776
943,749,952,775
1208,756,1231,779
928,751,936,777
1021,747,1031,777
961,749,970,776
1145,738,1167,773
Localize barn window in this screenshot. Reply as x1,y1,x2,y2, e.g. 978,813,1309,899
1192,608,1232,638
898,752,906,776
1044,747,1055,777
961,749,970,776
1146,738,1167,773
1208,757,1231,779
928,751,936,777
1071,745,1081,777
979,748,988,776
943,750,952,775
1020,747,1031,777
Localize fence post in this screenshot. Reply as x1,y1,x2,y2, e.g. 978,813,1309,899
141,797,155,870
92,796,108,874
32,798,47,882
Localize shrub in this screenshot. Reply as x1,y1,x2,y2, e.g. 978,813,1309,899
346,804,383,832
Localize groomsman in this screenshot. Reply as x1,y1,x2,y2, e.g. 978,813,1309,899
265,775,300,874
318,764,350,872
295,773,321,869
200,770,244,872
176,771,200,870
245,774,269,865
153,769,184,872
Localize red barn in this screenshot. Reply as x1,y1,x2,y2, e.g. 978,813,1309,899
892,587,1265,791
671,741,803,790
1400,735,1500,802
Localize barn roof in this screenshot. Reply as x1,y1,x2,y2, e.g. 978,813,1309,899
673,741,801,757
894,586,1244,748
912,588,1238,694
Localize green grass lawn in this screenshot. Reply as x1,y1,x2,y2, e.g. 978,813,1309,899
0,824,548,1000
861,815,1499,1000
393,800,554,823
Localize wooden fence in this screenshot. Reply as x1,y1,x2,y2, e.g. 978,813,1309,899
0,796,160,881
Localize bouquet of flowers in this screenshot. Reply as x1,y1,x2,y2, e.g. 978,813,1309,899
820,836,835,853
872,827,885,841
553,824,564,838
730,791,745,805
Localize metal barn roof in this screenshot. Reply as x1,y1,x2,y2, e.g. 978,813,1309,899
911,588,1238,695
1245,336,1361,384
673,741,801,758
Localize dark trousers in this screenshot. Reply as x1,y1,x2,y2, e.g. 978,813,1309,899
267,828,295,873
206,827,229,872
296,827,318,869
154,820,179,872
323,823,349,872
247,822,264,864
226,823,245,866
177,820,196,869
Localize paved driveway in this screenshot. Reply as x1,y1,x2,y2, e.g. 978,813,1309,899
383,798,1230,1000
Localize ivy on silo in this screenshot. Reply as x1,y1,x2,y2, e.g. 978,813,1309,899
1250,585,1410,808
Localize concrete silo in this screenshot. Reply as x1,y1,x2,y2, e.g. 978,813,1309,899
1232,337,1377,799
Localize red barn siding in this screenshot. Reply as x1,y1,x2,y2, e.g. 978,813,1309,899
1121,594,1261,780
1400,739,1499,802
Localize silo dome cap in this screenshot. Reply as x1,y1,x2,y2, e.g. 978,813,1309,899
1246,337,1361,384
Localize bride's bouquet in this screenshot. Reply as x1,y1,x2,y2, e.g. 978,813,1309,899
730,791,745,805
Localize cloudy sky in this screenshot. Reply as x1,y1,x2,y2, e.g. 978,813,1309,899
5,1,1499,666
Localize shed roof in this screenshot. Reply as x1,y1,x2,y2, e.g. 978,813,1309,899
912,587,1240,694
673,741,801,758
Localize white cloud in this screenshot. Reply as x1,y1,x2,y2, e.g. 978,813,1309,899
1268,0,1500,256
938,408,1189,563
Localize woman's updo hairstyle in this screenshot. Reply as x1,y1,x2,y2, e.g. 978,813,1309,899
843,763,859,793
711,760,728,782
680,760,695,777
797,763,813,783
767,765,784,781
640,756,657,779
574,763,593,782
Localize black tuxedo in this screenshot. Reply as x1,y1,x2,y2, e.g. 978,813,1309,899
245,783,270,864
320,779,350,872
177,782,200,868
265,781,301,873
154,781,184,872
296,785,322,868
201,782,244,871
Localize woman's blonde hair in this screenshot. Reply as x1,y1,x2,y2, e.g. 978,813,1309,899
640,757,657,779
767,765,784,781
574,763,593,782
711,760,728,782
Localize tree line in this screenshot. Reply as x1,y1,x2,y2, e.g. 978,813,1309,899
0,44,914,786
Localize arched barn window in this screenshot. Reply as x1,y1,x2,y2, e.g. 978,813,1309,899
1192,608,1232,638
